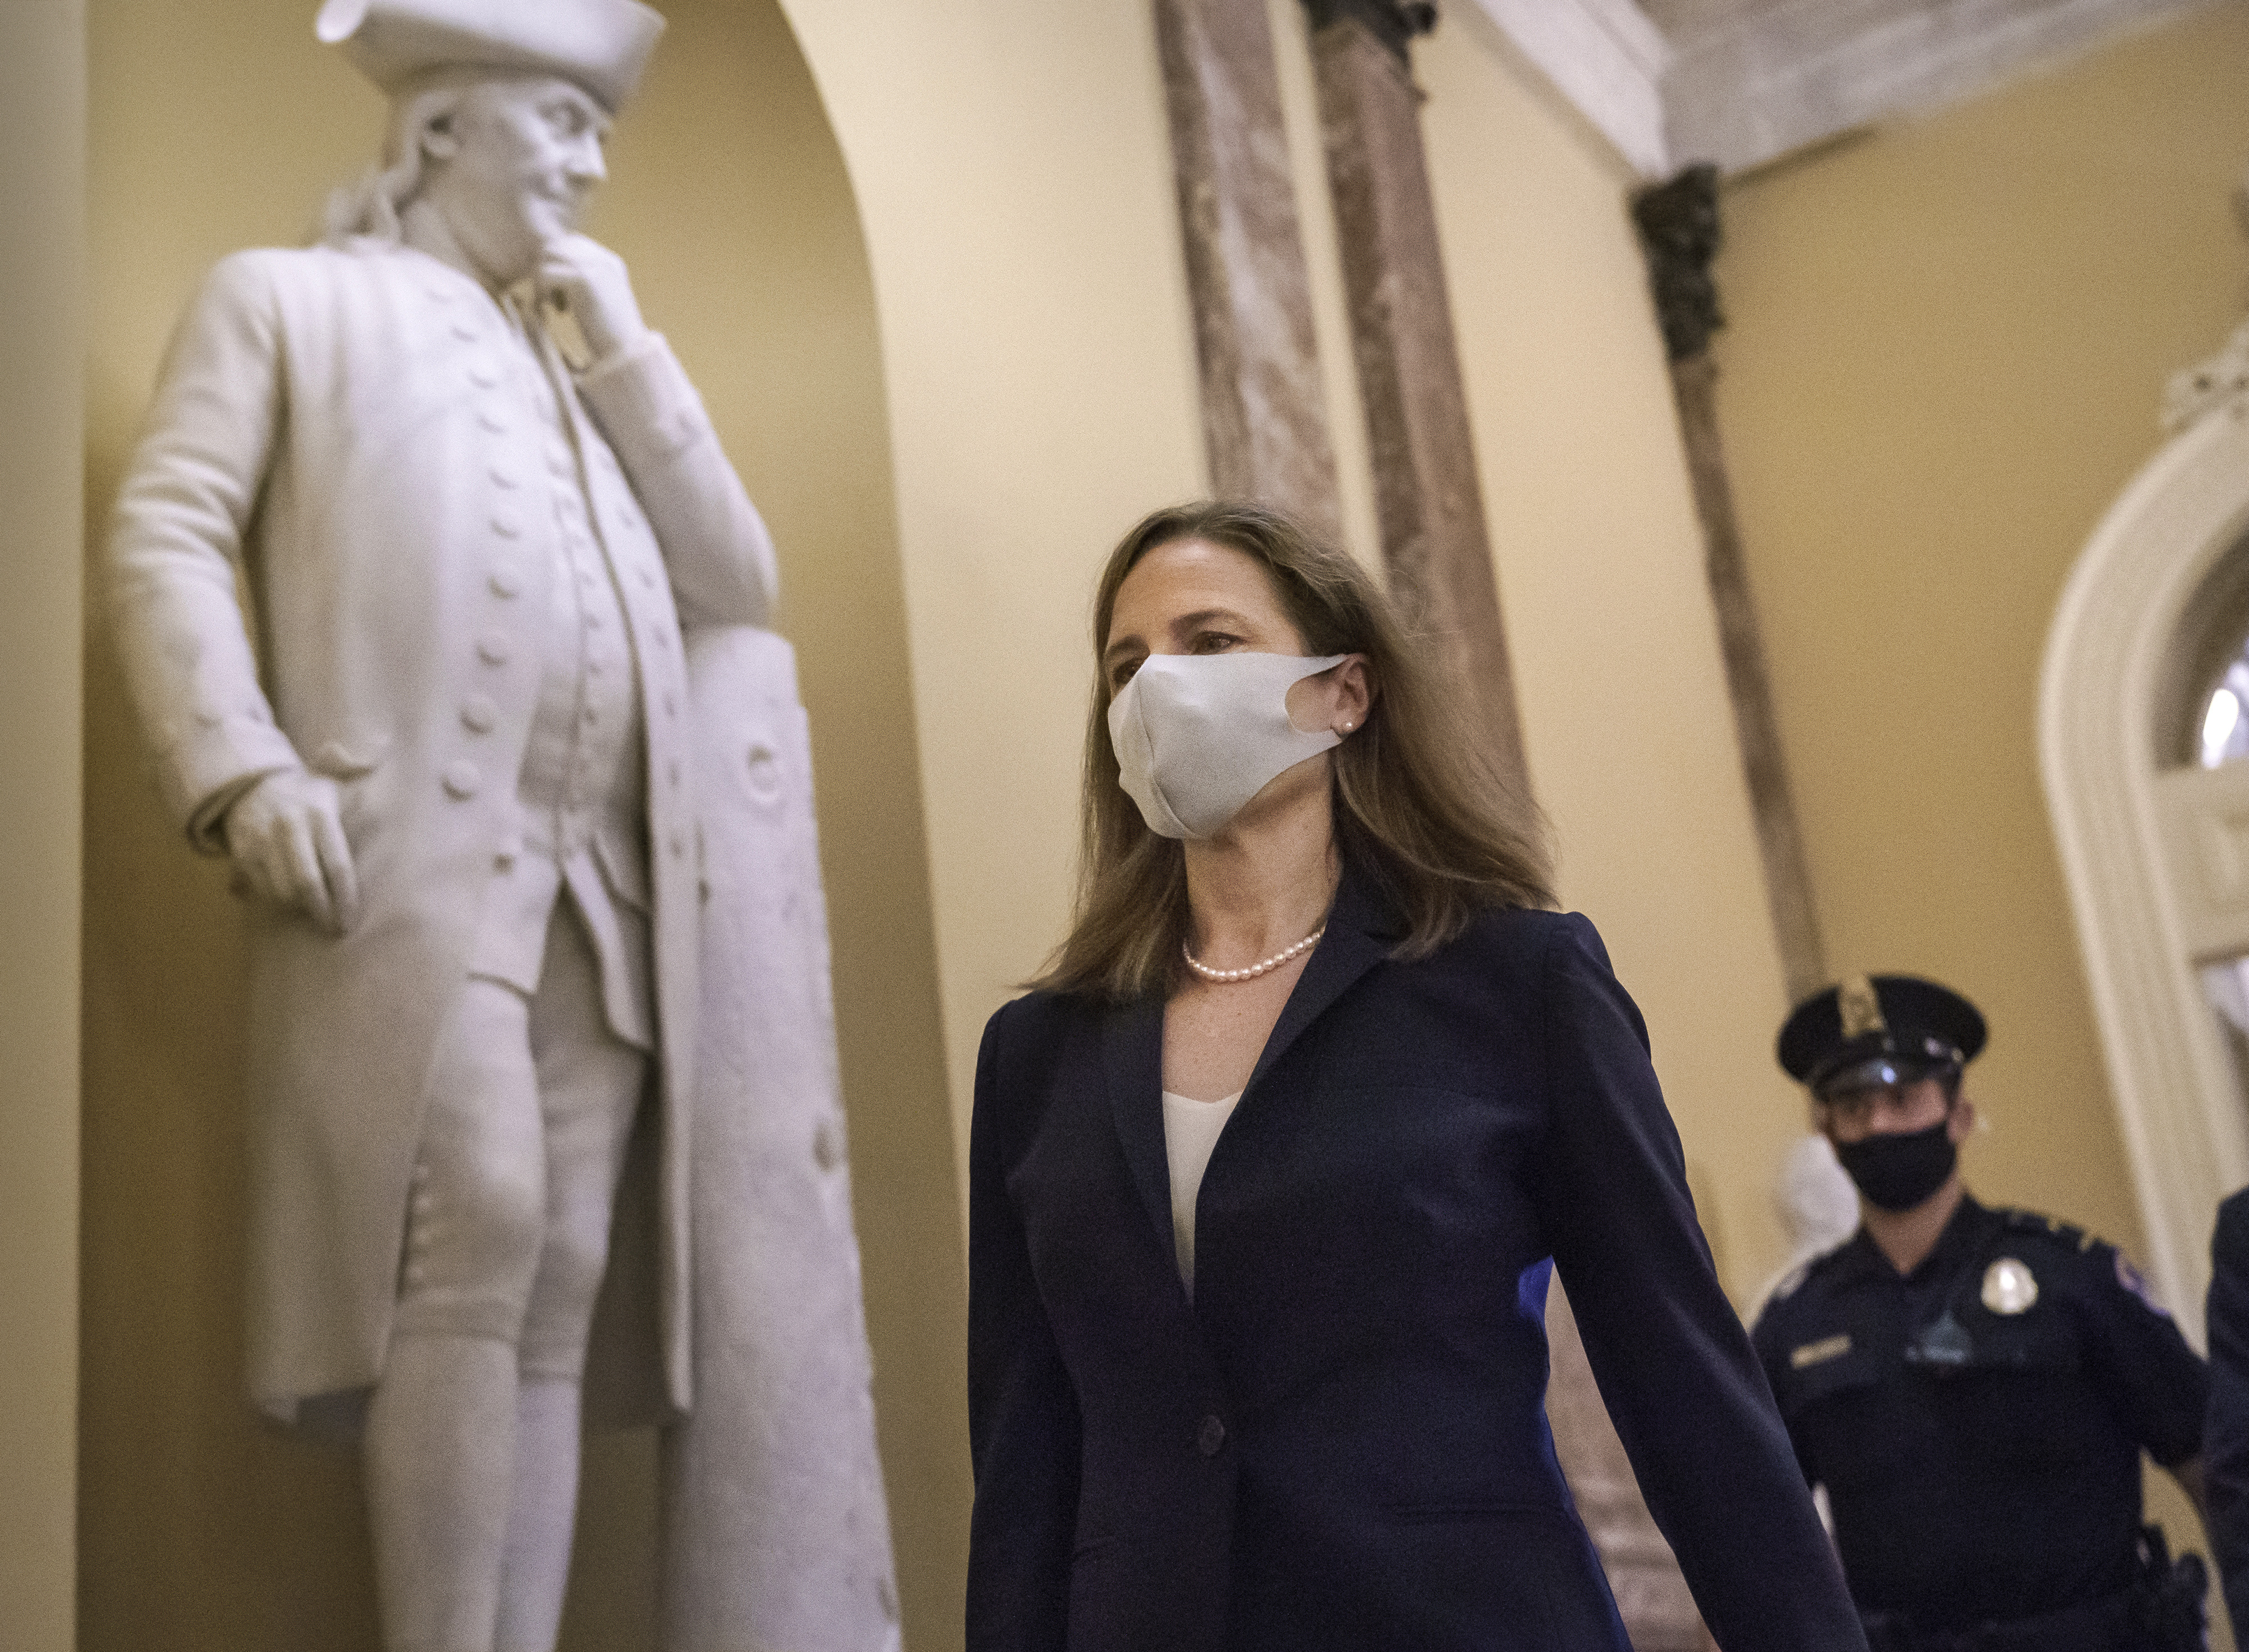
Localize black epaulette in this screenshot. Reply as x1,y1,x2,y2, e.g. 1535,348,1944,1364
2002,1207,2101,1254
1769,1233,1857,1305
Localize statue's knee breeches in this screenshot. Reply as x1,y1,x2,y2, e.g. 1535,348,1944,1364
392,976,550,1344
393,901,649,1370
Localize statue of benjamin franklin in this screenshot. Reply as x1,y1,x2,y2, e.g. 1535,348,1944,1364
105,3,800,1645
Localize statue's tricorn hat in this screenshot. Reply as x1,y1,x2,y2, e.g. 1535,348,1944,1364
317,0,666,115
1777,974,1987,1101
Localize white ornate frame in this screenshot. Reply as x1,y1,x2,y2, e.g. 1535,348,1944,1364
2040,398,2249,1348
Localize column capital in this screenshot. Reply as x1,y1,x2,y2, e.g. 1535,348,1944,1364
1631,163,1724,364
1301,0,1437,66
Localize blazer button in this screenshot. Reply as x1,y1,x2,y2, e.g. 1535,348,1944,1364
490,463,519,489
460,694,498,734
441,760,481,800
469,360,500,387
1196,1415,1226,1457
477,630,512,666
451,317,478,340
489,565,523,598
490,509,522,538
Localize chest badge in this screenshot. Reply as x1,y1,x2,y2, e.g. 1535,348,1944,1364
1981,1256,2038,1315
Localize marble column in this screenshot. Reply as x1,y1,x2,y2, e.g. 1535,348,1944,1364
1295,9,1701,1645
1302,0,1528,793
1633,165,1828,1003
1152,0,1343,538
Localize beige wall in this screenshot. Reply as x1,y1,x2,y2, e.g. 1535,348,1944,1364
783,0,1809,1304
0,5,83,1650
1709,2,2249,1599
776,0,1212,1194
79,1,964,1648
1714,2,2249,1290
1419,4,1807,1298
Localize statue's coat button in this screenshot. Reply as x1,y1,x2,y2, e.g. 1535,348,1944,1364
489,566,523,598
490,510,522,538
460,696,498,734
490,463,518,489
441,761,481,800
469,362,500,387
478,408,508,433
476,631,512,666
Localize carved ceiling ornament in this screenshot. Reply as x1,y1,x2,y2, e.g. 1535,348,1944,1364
1301,0,1439,66
1631,163,1724,363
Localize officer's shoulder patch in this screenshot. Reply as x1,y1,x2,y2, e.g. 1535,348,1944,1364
2114,1249,2171,1317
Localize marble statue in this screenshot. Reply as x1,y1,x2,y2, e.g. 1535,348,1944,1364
105,3,896,1648
1754,1132,1862,1311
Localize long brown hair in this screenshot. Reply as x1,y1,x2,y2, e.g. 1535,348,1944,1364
1032,501,1552,1001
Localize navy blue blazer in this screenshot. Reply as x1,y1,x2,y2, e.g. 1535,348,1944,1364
2206,1187,2249,1633
966,865,1864,1652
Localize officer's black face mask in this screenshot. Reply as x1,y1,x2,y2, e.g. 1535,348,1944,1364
1833,1115,1957,1212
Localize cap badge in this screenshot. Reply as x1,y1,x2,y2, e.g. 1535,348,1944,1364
1838,976,1887,1041
1981,1257,2038,1315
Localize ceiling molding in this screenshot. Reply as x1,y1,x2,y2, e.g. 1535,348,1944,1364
1664,0,2219,175
1467,0,1672,179
1471,0,2221,180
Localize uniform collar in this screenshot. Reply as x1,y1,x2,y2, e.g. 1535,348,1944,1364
1830,1191,1999,1287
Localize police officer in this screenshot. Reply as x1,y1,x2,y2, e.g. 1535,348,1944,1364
1751,974,2210,1652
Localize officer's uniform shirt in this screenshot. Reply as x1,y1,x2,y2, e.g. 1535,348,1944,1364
1751,1195,2207,1633
464,296,654,1051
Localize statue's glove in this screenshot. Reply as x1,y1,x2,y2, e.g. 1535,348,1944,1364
223,766,359,936
538,233,650,365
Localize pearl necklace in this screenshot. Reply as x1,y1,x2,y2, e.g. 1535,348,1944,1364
1182,927,1325,983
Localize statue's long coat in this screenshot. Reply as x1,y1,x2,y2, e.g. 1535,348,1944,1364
108,239,776,1425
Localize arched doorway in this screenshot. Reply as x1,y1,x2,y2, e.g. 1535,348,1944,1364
2040,376,2249,1344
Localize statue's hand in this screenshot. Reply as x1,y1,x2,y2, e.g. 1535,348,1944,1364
538,234,649,365
223,768,360,936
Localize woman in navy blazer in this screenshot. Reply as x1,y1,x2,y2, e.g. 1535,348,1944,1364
967,502,1862,1652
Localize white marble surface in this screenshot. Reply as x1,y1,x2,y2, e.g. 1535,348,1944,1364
102,6,889,1647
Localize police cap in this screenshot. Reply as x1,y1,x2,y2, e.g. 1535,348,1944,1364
1777,974,1987,1100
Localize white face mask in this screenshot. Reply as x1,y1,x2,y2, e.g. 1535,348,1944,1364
1107,652,1348,839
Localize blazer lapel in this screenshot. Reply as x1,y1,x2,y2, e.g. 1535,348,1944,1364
1101,861,1398,1255
1241,861,1394,1104
1102,994,1175,1257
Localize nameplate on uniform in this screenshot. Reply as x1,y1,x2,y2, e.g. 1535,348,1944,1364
1790,1333,1851,1370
